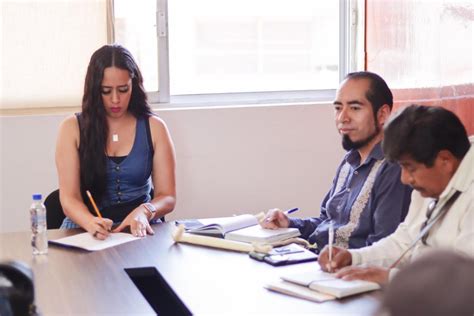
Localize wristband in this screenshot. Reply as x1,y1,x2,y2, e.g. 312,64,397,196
143,202,157,218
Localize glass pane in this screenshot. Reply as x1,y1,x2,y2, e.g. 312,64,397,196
366,0,474,136
367,0,473,89
1,0,107,109
168,0,339,95
114,0,158,92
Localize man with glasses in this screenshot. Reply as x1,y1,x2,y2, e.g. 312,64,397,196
318,104,474,284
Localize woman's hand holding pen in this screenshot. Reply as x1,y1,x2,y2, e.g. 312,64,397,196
86,217,113,240
85,190,113,239
113,206,154,237
318,245,352,272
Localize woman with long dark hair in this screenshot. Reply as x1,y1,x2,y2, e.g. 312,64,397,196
55,44,176,239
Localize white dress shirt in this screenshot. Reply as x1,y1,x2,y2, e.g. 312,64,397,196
349,137,474,273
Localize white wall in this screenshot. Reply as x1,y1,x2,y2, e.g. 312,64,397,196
0,103,343,233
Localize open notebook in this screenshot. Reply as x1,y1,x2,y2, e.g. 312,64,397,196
265,280,336,303
266,269,380,302
50,232,140,251
176,214,300,244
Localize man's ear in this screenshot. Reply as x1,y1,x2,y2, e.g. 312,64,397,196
436,150,458,174
377,104,391,127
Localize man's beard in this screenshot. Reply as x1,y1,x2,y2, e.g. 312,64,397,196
342,124,380,151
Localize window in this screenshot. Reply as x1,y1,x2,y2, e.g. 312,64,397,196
113,0,158,92
0,0,108,110
113,0,359,106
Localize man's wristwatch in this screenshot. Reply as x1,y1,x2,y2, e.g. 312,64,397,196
142,202,157,219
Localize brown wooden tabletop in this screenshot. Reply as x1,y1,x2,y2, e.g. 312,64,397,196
0,223,381,315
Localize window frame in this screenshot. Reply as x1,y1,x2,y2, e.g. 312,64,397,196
139,0,361,107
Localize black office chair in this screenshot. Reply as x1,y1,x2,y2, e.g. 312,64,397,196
0,260,38,316
44,189,66,229
44,189,164,229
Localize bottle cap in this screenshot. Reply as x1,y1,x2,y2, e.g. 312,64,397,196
32,194,42,200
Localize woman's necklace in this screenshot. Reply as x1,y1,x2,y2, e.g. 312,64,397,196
110,114,133,143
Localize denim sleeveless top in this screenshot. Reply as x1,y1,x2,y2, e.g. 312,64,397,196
100,116,153,209
60,114,155,229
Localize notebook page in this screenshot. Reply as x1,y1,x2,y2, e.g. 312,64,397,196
50,232,140,251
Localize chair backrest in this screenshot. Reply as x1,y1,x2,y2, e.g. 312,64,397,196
0,260,38,316
44,189,66,229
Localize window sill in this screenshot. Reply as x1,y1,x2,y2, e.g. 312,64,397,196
0,90,336,116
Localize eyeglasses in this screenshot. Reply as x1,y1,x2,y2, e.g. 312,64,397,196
420,199,438,245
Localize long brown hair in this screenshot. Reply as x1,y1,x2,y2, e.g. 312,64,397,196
79,44,152,200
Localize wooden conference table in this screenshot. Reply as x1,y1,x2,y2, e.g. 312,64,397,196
0,222,380,315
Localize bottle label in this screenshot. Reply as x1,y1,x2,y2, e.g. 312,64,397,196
31,204,48,255
31,209,46,224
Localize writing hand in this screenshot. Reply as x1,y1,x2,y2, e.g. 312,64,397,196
318,245,352,272
87,217,113,240
259,208,289,229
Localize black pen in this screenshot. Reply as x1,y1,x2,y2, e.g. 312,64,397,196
284,207,299,215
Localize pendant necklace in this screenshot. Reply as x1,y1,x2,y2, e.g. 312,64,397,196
112,134,119,142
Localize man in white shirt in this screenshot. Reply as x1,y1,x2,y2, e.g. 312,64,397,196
318,104,474,284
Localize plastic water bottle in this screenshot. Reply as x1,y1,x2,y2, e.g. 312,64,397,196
30,193,48,255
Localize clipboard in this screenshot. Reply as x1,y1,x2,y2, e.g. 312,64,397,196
249,243,318,266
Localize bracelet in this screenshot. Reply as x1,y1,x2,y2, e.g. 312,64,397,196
142,203,157,219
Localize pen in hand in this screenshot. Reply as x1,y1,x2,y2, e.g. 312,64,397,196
265,207,299,222
86,190,111,233
284,207,299,215
86,190,103,218
328,220,334,272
